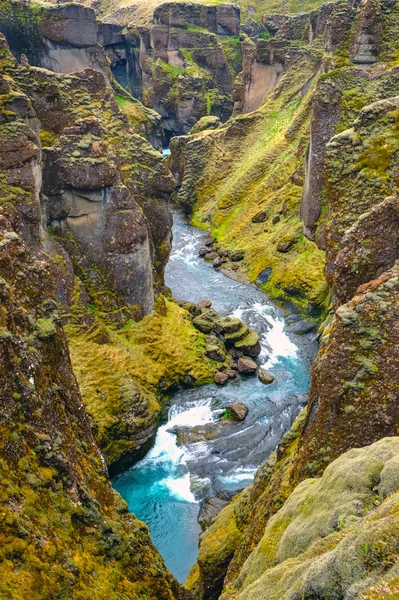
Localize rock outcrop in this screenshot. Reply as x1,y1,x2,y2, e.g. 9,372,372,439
0,0,242,138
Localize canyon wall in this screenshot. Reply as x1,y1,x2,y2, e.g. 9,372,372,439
0,32,190,600
177,1,399,598
0,0,243,138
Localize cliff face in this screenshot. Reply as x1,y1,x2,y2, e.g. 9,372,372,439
0,35,188,599
0,0,243,139
179,1,399,598
0,217,188,600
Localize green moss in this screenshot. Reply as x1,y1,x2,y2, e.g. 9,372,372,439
178,56,328,317
35,317,56,340
66,294,222,466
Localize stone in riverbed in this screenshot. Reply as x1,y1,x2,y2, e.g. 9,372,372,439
219,317,242,334
197,299,212,309
237,356,257,373
193,308,220,333
204,235,216,246
226,402,249,421
235,331,261,356
204,251,219,261
258,369,275,384
199,246,209,256
213,256,223,268
223,324,250,345
225,369,237,378
206,344,225,361
215,371,229,385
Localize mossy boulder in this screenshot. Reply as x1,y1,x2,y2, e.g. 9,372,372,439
221,437,399,600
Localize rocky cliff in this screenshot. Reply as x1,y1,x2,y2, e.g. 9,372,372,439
175,1,399,598
0,0,243,139
2,0,399,599
0,32,190,599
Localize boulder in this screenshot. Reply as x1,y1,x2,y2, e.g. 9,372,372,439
235,331,261,356
277,239,295,253
251,209,268,223
197,299,212,309
204,235,216,246
237,356,257,374
219,317,242,334
206,344,225,362
204,251,219,261
193,308,220,333
225,368,237,379
215,371,229,385
226,402,249,421
258,369,274,384
199,246,209,256
223,324,250,346
190,115,222,134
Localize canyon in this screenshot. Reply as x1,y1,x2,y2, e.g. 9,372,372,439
0,0,399,599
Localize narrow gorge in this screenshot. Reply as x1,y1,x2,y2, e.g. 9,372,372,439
0,1,399,600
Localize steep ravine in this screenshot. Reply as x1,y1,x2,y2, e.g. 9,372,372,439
1,1,399,599
113,209,316,582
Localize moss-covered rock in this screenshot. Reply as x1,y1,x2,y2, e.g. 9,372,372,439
221,437,399,600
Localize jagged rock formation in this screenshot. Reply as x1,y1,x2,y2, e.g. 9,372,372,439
2,0,399,599
169,32,328,316
0,34,232,600
0,217,189,600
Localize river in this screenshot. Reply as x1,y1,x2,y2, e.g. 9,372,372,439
113,209,316,583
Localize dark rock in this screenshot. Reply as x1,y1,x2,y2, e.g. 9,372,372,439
226,402,249,421
213,256,223,269
204,251,219,261
219,317,242,334
256,268,272,284
197,299,212,309
230,249,244,261
193,308,220,333
199,246,209,256
235,331,261,356
204,235,216,246
206,344,225,361
225,369,237,379
272,215,281,224
237,356,257,373
229,348,243,359
277,239,295,253
252,209,268,223
241,18,259,37
198,498,229,530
